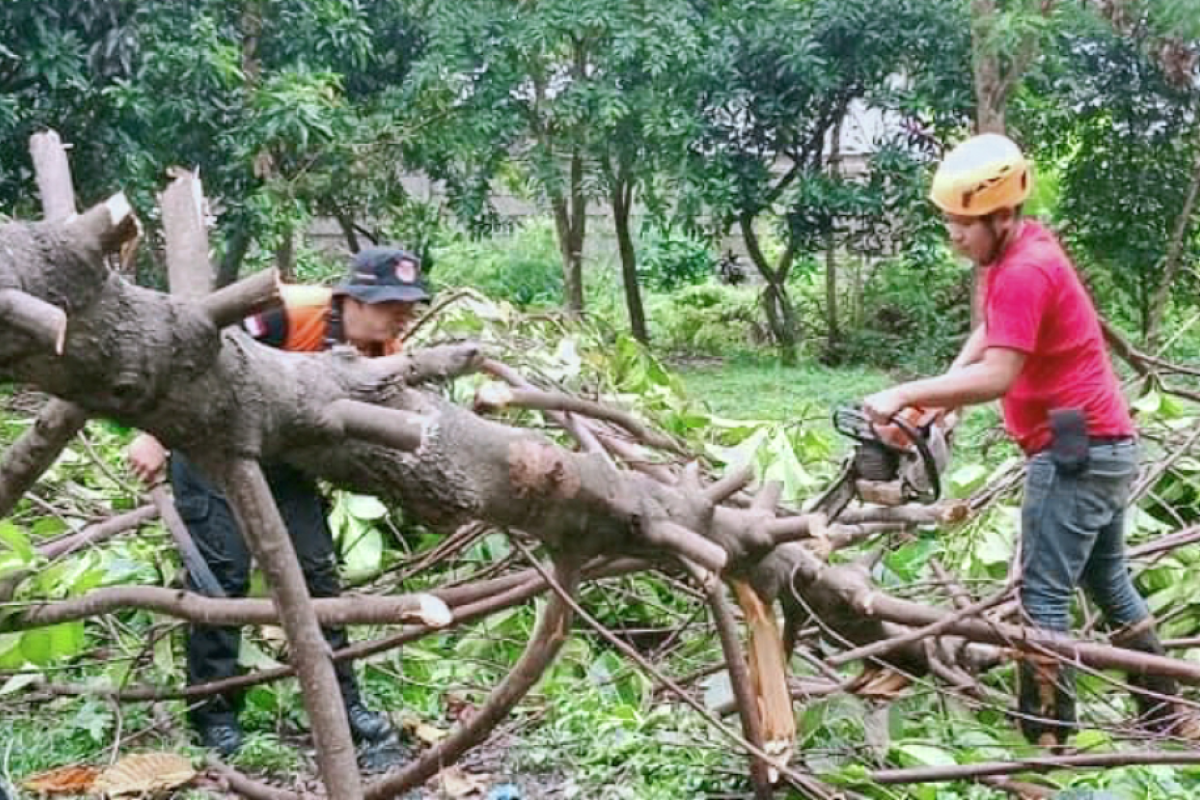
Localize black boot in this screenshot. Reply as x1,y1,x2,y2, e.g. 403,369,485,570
346,700,396,744
1113,624,1200,738
197,718,244,758
1017,654,1076,748
334,645,396,743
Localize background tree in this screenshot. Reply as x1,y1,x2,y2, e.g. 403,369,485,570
680,0,969,364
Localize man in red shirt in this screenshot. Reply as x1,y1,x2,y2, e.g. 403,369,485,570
863,134,1195,746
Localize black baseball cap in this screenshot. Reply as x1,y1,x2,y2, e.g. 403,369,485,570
334,247,430,304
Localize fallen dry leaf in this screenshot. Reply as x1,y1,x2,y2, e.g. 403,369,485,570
415,722,449,745
21,765,102,795
92,753,196,797
445,693,479,724
436,765,489,798
849,667,911,700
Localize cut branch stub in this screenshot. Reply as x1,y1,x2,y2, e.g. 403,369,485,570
0,289,68,354
705,463,755,504
29,130,77,222
368,343,485,386
326,399,426,451
201,268,281,329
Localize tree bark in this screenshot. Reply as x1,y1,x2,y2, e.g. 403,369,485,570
0,131,89,520
0,401,88,518
336,213,362,254
708,584,775,799
218,458,362,800
275,225,296,282
741,215,799,366
611,164,648,344
551,148,587,315
825,116,842,359
29,130,77,222
216,222,252,288
971,0,1007,135
1145,132,1200,347
160,168,214,297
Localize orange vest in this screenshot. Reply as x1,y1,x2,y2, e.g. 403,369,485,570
272,285,400,356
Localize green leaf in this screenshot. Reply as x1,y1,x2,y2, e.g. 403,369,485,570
19,628,54,666
1133,390,1162,416
51,620,85,658
892,743,958,768
346,494,388,521
343,527,383,577
239,638,284,670
0,633,24,669
948,463,987,497
975,526,1013,568
72,701,114,743
0,521,33,563
884,537,942,583
0,671,40,696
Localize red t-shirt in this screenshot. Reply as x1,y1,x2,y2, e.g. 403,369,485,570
985,221,1134,455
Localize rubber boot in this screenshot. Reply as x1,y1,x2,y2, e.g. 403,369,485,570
1017,653,1076,749
1113,623,1200,739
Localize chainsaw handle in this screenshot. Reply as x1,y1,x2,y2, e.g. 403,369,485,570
887,414,941,503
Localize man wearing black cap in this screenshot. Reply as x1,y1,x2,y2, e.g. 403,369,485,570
127,247,429,756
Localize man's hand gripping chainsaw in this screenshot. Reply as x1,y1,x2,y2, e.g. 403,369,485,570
810,405,955,521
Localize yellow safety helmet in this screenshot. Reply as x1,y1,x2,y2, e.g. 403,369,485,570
930,133,1032,216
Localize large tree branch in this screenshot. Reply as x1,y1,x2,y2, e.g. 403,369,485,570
0,400,89,517
872,750,1200,785
219,458,361,800
2,586,451,630
790,549,1200,682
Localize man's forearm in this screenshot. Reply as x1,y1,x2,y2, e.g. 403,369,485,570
893,362,1009,410
950,326,987,371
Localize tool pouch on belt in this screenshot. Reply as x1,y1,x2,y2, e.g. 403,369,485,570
1049,408,1089,476
1018,655,1076,748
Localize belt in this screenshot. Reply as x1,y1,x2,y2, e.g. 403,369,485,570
1089,435,1135,446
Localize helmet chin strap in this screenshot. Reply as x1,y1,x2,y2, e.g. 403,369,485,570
981,214,1021,266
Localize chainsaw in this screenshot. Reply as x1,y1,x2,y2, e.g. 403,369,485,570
809,405,953,521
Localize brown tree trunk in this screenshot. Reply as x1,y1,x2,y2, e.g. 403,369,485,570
216,223,251,288
551,149,587,315
157,171,359,797
160,168,214,298
825,116,843,359
611,165,648,344
336,213,362,254
741,215,799,366
1146,133,1200,347
275,225,296,281
971,0,1006,135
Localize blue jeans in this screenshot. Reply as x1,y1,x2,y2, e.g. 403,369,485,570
1020,440,1147,634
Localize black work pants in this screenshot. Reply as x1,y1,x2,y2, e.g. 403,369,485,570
170,455,359,728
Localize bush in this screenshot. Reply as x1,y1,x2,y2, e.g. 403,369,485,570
647,282,767,356
638,227,717,292
431,218,563,307
842,245,970,375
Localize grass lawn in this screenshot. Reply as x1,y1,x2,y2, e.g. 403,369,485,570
674,353,893,423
